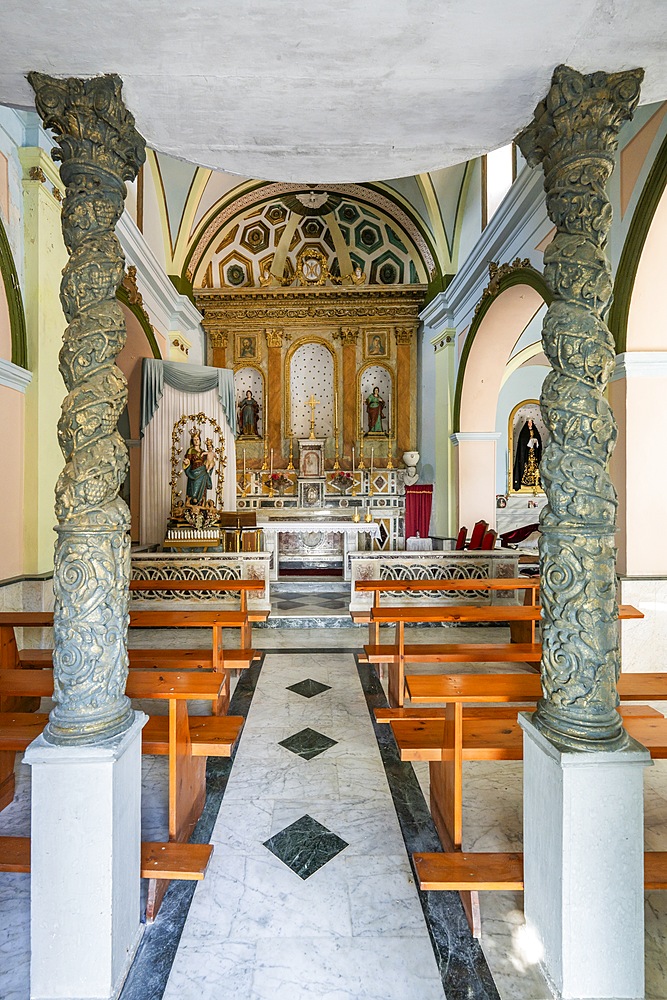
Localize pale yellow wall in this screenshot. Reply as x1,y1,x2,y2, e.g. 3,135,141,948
0,385,25,578
19,148,68,575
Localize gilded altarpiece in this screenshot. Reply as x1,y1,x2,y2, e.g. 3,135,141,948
195,286,425,471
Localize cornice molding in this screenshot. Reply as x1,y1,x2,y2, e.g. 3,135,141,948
0,357,31,392
419,291,454,332
117,210,203,338
612,351,667,381
195,285,427,326
450,431,502,445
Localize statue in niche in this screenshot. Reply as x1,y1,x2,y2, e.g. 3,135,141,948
512,418,542,491
238,389,261,438
365,386,386,435
182,429,214,505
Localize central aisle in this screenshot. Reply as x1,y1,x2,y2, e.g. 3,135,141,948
162,651,446,1000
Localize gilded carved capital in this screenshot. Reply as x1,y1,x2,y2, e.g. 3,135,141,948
30,72,146,745
516,64,643,752
394,327,414,345
265,327,285,348
335,327,359,345
208,330,229,349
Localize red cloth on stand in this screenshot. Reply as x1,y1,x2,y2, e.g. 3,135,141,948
405,484,433,539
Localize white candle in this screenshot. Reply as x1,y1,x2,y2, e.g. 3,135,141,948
371,446,374,475
352,446,355,474
270,448,273,476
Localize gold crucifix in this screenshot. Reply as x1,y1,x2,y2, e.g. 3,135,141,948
305,393,320,440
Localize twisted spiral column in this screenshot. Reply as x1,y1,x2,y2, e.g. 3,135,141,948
29,73,145,744
517,65,643,750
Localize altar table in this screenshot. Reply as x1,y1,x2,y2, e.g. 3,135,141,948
257,514,380,580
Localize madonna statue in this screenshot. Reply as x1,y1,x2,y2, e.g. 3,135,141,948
182,429,213,505
512,418,542,491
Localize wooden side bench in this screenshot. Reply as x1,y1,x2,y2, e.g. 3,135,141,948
0,668,244,920
0,834,214,881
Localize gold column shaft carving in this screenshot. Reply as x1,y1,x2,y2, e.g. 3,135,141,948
29,72,146,744
517,64,643,751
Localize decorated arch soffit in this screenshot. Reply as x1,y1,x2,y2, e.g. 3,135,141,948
182,182,439,289
452,262,552,433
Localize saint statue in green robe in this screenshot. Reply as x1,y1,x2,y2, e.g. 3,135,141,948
365,386,385,434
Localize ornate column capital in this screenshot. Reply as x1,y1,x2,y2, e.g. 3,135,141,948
394,327,414,345
516,64,643,752
208,330,229,349
335,327,359,345
29,73,145,745
265,327,285,348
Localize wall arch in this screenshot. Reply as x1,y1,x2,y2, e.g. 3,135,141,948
453,267,551,433
0,214,27,369
609,131,667,353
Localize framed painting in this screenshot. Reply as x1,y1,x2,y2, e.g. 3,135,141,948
235,333,257,361
365,330,389,359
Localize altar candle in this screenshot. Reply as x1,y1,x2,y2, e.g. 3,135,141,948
371,446,374,475
270,448,273,476
352,446,355,474
243,448,246,479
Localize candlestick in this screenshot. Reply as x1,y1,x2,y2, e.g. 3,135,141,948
358,437,365,470
386,426,394,470
370,446,374,476
352,446,355,474
261,436,268,471
270,448,273,476
287,435,295,471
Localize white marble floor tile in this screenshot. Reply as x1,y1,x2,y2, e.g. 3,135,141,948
163,650,445,1000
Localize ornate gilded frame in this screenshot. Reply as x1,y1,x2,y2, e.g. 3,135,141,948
170,411,227,513
507,398,545,495
284,335,340,437
357,360,395,438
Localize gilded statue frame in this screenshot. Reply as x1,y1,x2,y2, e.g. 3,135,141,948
508,398,545,495
170,411,227,514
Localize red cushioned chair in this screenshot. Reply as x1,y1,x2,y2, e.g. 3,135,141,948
468,520,488,551
455,526,467,550
481,529,497,550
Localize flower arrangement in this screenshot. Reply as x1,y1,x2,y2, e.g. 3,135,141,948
266,472,292,495
331,471,354,492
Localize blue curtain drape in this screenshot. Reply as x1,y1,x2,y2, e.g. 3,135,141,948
141,358,237,436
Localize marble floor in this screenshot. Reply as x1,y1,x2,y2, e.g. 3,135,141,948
2,623,667,999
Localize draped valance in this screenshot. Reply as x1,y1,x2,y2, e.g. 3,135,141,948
141,358,237,436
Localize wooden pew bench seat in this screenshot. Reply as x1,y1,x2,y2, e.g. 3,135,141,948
374,704,663,725
0,835,213,881
413,850,667,893
364,642,542,664
19,647,260,671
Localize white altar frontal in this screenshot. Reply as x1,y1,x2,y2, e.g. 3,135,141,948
257,512,380,581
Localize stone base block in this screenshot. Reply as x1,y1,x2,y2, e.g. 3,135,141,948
520,713,650,1000
25,712,146,1000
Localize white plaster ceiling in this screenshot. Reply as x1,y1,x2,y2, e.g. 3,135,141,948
0,0,666,183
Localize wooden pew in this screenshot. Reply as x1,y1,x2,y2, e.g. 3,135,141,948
0,835,214,882
369,603,644,708
355,576,540,646
129,577,269,648
396,668,662,852
0,668,244,919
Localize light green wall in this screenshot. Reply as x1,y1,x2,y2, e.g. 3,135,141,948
19,147,68,574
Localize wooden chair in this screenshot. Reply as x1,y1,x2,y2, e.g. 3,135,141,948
467,520,488,550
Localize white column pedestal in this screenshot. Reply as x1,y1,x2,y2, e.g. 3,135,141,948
25,711,147,1000
520,713,650,1000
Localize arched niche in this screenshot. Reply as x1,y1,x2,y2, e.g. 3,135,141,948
358,361,393,437
0,214,27,368
285,337,337,439
234,363,265,438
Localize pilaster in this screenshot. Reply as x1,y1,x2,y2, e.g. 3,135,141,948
265,327,284,461
19,147,68,574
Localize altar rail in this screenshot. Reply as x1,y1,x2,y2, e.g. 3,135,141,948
130,553,272,611
348,551,522,612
